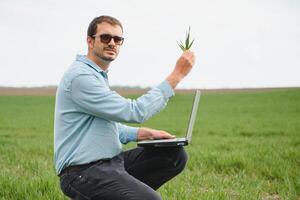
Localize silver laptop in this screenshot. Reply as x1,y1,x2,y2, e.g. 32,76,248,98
137,90,201,147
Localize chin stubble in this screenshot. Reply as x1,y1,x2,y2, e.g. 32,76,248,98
94,51,115,62
101,56,115,62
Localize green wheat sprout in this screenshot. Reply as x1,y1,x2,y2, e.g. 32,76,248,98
177,26,195,51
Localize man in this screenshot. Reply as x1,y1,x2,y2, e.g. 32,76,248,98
54,15,195,200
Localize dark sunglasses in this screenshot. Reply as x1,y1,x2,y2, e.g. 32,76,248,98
93,34,124,45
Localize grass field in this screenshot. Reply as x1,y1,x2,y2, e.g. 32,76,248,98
0,89,299,200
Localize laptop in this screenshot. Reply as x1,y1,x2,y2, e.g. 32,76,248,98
137,90,201,147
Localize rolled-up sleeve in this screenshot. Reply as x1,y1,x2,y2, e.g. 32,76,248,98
70,74,174,123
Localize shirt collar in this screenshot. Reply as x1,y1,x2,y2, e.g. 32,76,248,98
76,54,109,78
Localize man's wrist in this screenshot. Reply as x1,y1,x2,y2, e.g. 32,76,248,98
166,72,183,89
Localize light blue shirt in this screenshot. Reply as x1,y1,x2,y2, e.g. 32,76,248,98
54,55,174,174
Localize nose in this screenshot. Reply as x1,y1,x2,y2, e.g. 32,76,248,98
108,38,116,46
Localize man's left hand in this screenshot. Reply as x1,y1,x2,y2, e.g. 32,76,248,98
137,127,176,141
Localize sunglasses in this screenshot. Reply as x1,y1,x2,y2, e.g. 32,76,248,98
93,34,124,45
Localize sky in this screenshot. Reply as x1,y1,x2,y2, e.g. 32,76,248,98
0,0,299,89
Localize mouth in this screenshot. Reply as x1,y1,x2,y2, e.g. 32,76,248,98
104,48,116,55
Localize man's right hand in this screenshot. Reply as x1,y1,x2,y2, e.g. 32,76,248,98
166,50,196,89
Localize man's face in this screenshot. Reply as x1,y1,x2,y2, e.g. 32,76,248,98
89,22,123,62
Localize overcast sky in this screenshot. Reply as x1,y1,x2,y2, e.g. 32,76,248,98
0,0,299,89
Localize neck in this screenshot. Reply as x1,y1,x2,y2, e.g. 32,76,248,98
87,52,110,71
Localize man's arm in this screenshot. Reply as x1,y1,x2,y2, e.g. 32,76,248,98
167,50,195,89
71,51,195,124
71,77,173,124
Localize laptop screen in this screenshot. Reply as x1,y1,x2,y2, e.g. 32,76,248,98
186,90,201,142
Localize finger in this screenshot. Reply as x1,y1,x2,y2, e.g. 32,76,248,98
187,52,195,61
188,53,195,65
160,131,176,138
183,52,194,63
191,56,195,65
184,50,194,57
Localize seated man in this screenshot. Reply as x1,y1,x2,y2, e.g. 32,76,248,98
54,15,195,200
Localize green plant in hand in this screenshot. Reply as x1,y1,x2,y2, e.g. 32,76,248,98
178,26,195,51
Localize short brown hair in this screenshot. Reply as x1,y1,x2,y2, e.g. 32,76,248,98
87,15,123,37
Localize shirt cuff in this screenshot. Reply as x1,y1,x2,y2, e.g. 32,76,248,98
157,80,175,99
124,126,139,142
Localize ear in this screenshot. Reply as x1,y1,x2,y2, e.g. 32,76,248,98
87,36,94,49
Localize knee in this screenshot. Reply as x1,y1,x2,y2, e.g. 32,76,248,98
172,147,188,173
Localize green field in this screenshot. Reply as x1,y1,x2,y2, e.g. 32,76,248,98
0,89,299,200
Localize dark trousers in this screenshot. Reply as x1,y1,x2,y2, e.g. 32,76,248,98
59,146,188,200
